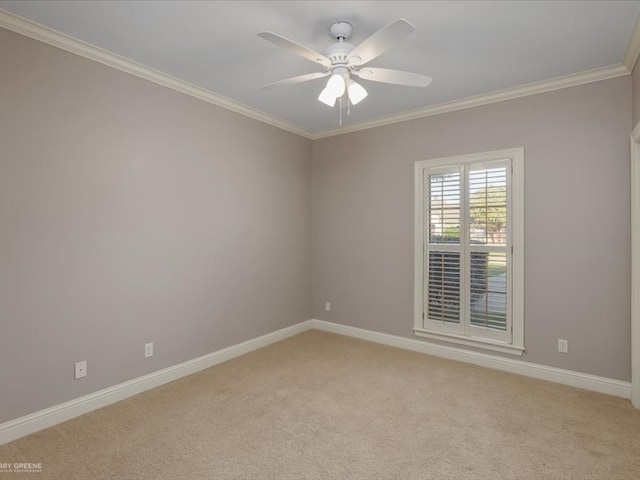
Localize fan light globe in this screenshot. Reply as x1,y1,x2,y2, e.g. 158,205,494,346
348,80,368,105
318,73,346,107
318,86,337,107
326,74,346,97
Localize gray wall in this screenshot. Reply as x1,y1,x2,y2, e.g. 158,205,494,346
0,24,635,425
312,77,632,381
0,28,312,423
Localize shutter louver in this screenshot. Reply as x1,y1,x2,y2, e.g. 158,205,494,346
425,170,462,325
469,167,507,246
470,252,507,330
428,251,461,323
469,165,509,332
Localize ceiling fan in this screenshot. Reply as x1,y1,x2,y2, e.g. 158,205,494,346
258,19,432,109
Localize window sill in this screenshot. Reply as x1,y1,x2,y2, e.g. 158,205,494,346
413,328,525,356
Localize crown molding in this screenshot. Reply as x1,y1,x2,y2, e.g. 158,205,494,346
312,64,629,139
0,9,314,139
0,9,633,141
623,10,640,73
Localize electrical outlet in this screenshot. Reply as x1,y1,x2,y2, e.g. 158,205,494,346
75,361,87,379
325,302,331,312
144,342,154,358
558,339,568,354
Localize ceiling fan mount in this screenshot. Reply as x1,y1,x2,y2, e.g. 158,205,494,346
329,21,353,41
258,19,432,111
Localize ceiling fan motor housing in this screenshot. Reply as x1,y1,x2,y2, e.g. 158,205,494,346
323,21,356,69
323,41,354,66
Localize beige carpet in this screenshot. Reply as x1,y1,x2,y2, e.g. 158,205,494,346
1,330,640,479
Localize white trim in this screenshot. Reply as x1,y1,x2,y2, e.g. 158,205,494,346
0,320,313,446
631,125,640,409
633,122,640,143
0,318,632,445
313,65,628,139
0,9,630,140
414,148,524,352
511,148,525,350
0,10,313,139
311,319,631,399
413,328,524,356
623,11,640,73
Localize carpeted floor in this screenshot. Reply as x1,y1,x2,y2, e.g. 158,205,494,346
1,329,640,479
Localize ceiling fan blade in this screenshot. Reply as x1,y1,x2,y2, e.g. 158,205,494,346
261,72,330,89
354,67,432,87
258,32,331,67
347,19,415,66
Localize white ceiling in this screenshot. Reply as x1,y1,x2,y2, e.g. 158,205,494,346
1,1,639,136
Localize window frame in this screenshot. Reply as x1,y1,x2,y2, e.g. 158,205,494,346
413,148,525,356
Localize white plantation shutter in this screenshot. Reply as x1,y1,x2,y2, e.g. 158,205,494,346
415,149,524,353
424,167,463,334
467,161,510,343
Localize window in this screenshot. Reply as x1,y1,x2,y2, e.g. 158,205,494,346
414,148,524,355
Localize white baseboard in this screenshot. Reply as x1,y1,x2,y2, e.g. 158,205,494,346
311,319,632,399
1,318,632,446
0,320,313,446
